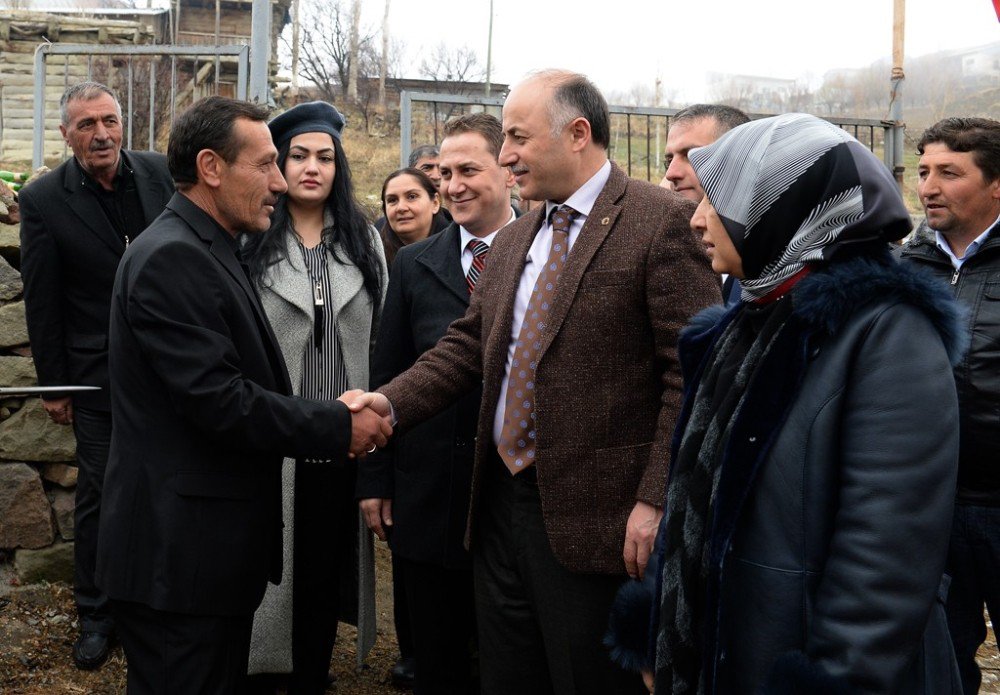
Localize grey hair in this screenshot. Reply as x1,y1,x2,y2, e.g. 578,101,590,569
408,144,440,167
671,104,750,138
60,82,121,126
526,69,610,149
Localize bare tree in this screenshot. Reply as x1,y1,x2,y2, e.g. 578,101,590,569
378,0,391,110
419,43,486,85
346,0,362,102
292,0,375,102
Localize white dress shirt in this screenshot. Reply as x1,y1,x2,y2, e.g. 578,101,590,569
492,160,612,445
458,206,516,275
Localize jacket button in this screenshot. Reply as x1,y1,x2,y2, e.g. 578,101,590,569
749,436,757,443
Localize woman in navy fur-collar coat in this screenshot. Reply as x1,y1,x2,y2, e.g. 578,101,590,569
607,114,965,694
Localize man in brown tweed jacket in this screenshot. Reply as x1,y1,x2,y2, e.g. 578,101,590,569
352,69,720,694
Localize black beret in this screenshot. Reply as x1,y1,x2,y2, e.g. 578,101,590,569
268,101,345,150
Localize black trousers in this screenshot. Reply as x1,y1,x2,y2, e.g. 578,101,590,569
473,454,645,695
393,552,415,660
112,599,253,695
288,460,358,695
396,554,477,695
72,406,114,635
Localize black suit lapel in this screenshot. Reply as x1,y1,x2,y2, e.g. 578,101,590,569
126,152,174,227
416,224,470,305
62,158,126,255
167,194,293,395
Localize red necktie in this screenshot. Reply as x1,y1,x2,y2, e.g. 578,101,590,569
466,239,489,294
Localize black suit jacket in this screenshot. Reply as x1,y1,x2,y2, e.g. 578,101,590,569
357,222,485,570
19,151,175,410
96,193,353,617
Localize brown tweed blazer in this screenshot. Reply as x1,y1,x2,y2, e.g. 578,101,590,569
379,162,721,574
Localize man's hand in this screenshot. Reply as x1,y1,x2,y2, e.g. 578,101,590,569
346,390,392,419
359,497,393,541
41,396,73,425
623,500,663,579
338,390,392,458
642,669,654,693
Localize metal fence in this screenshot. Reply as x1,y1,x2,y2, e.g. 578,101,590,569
399,91,906,186
32,43,250,169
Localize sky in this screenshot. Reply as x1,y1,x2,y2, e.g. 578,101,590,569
360,0,1000,103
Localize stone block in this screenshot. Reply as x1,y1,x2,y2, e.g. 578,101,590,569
0,355,36,387
40,462,77,488
49,488,74,540
0,398,76,462
15,542,74,584
0,254,21,301
0,300,27,348
0,462,54,549
0,223,18,256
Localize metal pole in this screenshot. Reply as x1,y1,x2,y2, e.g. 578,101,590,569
249,0,272,104
889,0,906,187
485,0,493,97
399,90,412,168
32,45,47,170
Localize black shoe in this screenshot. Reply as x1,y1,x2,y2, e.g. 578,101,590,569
390,656,416,689
73,631,111,670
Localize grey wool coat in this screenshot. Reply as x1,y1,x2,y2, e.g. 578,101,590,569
248,224,387,673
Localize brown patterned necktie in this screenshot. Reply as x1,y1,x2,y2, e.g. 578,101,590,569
498,205,577,475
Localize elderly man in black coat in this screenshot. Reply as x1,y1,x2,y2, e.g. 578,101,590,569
19,81,175,669
95,96,391,695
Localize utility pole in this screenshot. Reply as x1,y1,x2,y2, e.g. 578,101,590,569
485,0,494,97
888,0,905,186
249,0,272,104
291,0,301,97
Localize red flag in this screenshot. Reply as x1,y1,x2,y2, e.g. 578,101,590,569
995,0,1000,21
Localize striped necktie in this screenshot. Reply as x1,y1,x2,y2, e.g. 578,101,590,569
465,239,490,294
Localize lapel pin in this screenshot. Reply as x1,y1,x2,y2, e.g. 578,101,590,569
601,217,610,225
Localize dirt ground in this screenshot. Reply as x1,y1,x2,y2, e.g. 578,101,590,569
1,543,998,694
0,544,402,695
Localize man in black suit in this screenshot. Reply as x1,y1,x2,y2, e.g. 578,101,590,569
19,81,175,669
357,113,515,694
95,96,392,695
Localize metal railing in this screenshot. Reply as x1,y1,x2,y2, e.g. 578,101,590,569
32,43,250,169
399,91,905,186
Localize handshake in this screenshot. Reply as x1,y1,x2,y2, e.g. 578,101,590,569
338,389,394,459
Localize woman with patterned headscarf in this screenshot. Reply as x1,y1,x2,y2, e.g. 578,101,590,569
606,113,965,694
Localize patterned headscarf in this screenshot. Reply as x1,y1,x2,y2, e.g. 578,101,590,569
689,113,911,301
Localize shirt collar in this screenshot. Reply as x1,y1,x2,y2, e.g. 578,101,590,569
78,153,127,192
459,206,516,251
933,212,1000,268
543,160,611,222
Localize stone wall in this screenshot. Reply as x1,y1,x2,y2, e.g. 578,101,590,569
0,217,78,586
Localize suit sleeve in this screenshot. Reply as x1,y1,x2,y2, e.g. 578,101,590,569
793,304,958,691
123,238,351,459
639,199,721,504
376,252,484,431
356,251,418,500
18,183,70,391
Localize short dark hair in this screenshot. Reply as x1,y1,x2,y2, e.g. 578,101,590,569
537,70,610,149
671,104,750,137
918,117,1000,183
167,96,271,188
408,144,440,167
60,82,120,125
442,113,504,159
